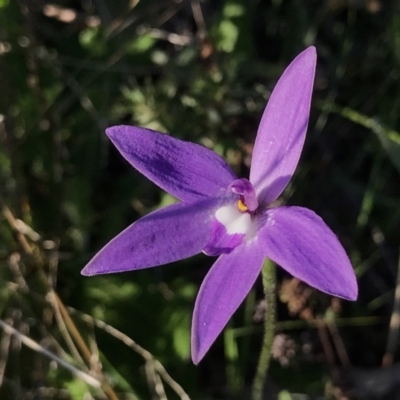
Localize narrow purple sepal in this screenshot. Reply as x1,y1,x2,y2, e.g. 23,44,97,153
257,206,358,300
250,47,316,206
192,240,265,364
81,198,221,276
106,125,237,203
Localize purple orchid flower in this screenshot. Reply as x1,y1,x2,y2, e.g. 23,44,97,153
82,47,357,364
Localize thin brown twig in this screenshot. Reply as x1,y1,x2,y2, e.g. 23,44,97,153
0,318,101,387
5,281,89,372
3,205,33,255
69,307,191,400
6,255,94,386
327,322,351,368
316,319,339,382
51,291,119,400
46,291,85,366
8,252,29,293
148,29,192,46
0,318,12,386
145,361,168,400
191,0,207,40
7,277,190,399
2,205,120,400
382,247,400,367
53,292,93,362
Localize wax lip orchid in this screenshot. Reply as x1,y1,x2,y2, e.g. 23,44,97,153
82,47,358,364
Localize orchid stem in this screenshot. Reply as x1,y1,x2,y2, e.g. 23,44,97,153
252,258,276,400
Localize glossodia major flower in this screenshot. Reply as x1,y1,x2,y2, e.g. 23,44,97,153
82,47,358,364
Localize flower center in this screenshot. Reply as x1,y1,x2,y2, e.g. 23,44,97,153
229,178,258,213
202,179,258,257
237,198,248,213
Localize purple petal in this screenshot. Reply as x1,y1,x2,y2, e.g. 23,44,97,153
81,198,221,276
250,47,316,205
192,240,265,364
257,206,357,300
106,125,237,203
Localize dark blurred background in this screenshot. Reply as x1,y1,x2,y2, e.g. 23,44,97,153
0,0,400,399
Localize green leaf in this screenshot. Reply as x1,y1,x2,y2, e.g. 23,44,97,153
127,34,156,54
328,104,400,175
218,20,239,53
64,378,90,400
278,390,293,400
170,311,191,360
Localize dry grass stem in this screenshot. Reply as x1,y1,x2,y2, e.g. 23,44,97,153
0,318,101,388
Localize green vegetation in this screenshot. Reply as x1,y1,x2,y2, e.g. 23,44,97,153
0,1,399,399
